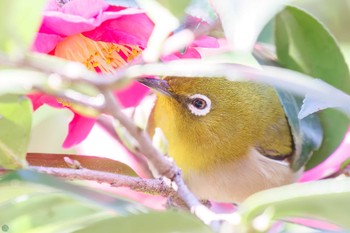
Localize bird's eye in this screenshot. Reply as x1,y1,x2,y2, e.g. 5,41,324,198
188,94,211,116
192,98,207,109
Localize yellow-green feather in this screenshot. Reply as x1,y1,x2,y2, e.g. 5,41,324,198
147,77,293,176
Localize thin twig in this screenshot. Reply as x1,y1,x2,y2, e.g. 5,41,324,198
0,52,127,89
34,86,105,110
31,166,174,197
100,89,223,228
323,163,350,179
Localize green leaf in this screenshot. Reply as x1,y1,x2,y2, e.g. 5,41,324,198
0,182,113,233
74,211,211,233
156,0,191,19
276,90,322,171
0,192,111,233
2,170,148,214
0,95,32,169
0,0,46,52
0,172,209,233
239,178,350,230
275,6,350,169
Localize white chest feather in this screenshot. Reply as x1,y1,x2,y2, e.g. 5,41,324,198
185,148,301,203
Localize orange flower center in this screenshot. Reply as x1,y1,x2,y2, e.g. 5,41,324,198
54,34,142,107
55,34,142,72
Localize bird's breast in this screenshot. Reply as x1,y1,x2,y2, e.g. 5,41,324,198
184,148,301,203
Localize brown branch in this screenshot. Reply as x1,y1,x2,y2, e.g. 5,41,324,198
323,162,350,179
100,90,225,228
31,166,174,197
102,90,176,178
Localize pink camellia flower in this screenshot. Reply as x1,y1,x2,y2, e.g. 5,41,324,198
300,129,350,182
31,0,219,148
30,0,154,148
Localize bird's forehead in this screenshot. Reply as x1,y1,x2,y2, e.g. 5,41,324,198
166,77,221,96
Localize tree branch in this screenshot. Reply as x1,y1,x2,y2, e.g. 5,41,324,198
100,89,225,228
31,166,174,197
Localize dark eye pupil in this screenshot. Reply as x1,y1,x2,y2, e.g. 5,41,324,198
192,98,207,109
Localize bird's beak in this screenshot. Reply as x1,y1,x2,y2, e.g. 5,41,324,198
137,78,173,97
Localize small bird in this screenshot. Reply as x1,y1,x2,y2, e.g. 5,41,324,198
139,76,321,203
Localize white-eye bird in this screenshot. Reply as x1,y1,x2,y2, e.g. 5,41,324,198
139,76,322,203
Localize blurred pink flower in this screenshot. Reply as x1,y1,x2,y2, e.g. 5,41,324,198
300,129,350,182
30,0,219,148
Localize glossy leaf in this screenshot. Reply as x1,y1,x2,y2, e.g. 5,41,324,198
239,177,350,230
74,211,211,233
275,6,350,169
0,181,116,233
254,44,323,171
0,191,111,233
276,90,322,171
2,170,148,214
26,153,137,177
0,0,46,52
156,0,191,19
0,171,208,233
0,95,32,169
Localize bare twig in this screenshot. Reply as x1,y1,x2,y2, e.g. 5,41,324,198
31,166,174,197
0,52,127,89
323,163,350,179
33,86,105,111
100,89,224,228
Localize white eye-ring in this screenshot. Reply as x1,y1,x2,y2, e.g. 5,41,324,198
188,94,211,116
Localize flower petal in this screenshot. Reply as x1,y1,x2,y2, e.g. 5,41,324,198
191,36,219,48
61,0,109,18
40,3,148,38
27,93,64,110
83,10,154,47
63,114,96,148
300,130,350,181
115,81,150,108
162,47,202,61
32,33,63,53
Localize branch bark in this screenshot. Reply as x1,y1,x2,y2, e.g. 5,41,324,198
101,90,224,227
31,166,174,197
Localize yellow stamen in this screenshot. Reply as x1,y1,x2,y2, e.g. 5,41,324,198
54,34,143,106
56,34,142,72
57,97,72,107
